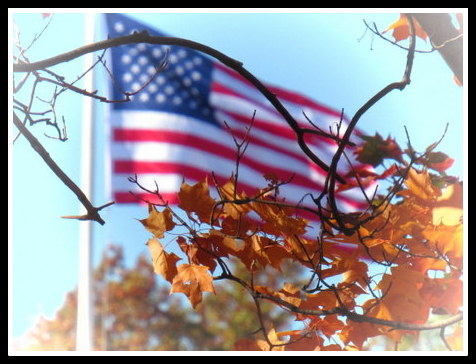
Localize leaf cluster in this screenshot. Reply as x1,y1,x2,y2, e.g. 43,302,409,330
137,133,463,350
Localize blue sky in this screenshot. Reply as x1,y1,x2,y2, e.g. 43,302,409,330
10,10,466,341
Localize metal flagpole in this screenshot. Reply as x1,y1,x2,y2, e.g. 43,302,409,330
76,12,96,352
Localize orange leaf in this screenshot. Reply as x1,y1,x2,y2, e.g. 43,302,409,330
170,264,215,308
432,182,463,226
383,14,428,42
146,238,181,283
375,265,430,325
139,204,176,239
219,177,252,219
420,277,463,315
422,223,463,260
178,179,216,222
404,168,441,202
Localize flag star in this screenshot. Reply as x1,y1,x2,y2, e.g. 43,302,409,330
164,85,174,95
146,65,156,75
114,21,124,33
136,43,147,52
122,73,133,83
182,77,192,87
152,48,162,59
191,71,201,81
155,93,166,103
138,56,148,65
128,47,139,56
121,54,132,65
147,84,158,93
193,56,202,66
131,64,141,74
169,54,178,64
156,75,166,85
139,92,150,102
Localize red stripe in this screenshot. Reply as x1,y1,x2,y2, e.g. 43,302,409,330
213,62,345,119
114,129,329,190
211,81,280,118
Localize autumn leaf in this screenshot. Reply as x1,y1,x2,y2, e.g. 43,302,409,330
432,182,463,226
146,238,181,283
252,200,308,237
404,168,441,202
219,177,252,219
422,223,463,261
139,204,176,239
383,14,428,42
375,265,430,327
170,264,215,308
178,179,216,222
420,277,463,315
355,133,403,167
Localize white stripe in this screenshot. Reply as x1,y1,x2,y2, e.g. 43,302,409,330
110,110,330,183
212,66,347,130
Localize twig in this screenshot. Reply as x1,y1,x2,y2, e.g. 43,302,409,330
320,13,417,234
12,112,113,225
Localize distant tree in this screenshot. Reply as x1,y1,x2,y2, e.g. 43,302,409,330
17,244,292,351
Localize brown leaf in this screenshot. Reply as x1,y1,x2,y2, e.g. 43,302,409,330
170,264,215,308
139,204,176,239
178,179,216,222
146,238,181,283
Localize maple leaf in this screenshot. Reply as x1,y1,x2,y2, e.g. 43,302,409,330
178,179,216,222
219,177,252,219
139,204,176,239
422,223,463,261
383,14,428,42
170,264,215,308
420,277,463,315
432,182,463,226
355,133,403,167
252,200,308,237
146,238,181,283
375,265,430,328
404,168,441,202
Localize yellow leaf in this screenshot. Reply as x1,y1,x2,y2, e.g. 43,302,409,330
139,205,176,239
404,168,440,202
432,183,463,226
146,238,181,283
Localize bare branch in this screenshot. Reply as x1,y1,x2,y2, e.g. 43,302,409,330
12,112,113,225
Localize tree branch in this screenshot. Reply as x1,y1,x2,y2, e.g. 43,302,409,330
13,30,345,183
12,112,114,225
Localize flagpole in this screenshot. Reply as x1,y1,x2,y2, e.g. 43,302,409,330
76,12,95,352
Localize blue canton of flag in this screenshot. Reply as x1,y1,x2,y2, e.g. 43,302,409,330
106,14,218,127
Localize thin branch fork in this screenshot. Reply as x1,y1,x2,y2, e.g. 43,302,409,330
12,112,114,225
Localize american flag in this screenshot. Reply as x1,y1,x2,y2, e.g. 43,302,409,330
104,13,369,219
